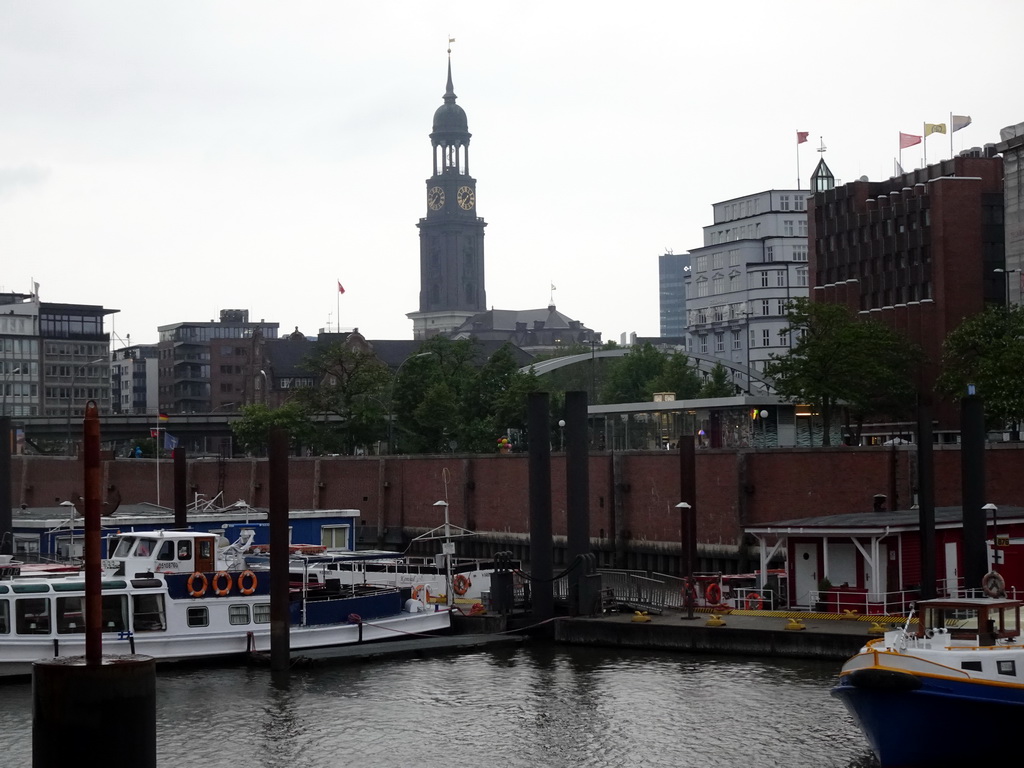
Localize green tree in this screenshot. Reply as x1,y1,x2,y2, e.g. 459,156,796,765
600,343,668,403
938,305,1024,428
392,338,538,454
697,361,737,398
764,298,919,446
231,402,317,456
293,340,392,454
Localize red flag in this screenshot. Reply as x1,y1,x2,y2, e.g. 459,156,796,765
899,132,922,149
337,280,345,294
797,131,809,144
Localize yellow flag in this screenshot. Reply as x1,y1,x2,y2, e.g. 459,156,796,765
925,123,947,136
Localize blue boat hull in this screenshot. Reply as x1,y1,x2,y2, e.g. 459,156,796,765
832,674,1024,766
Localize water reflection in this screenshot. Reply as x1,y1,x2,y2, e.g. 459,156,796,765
0,645,878,768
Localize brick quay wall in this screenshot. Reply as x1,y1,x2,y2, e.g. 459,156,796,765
10,444,1022,573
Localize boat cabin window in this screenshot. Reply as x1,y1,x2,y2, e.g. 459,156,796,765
961,661,982,672
229,605,250,625
253,604,271,624
16,597,51,634
998,660,1016,676
177,541,192,561
133,594,166,632
113,537,136,558
0,599,8,634
135,539,156,557
187,607,209,628
56,597,85,633
156,541,175,561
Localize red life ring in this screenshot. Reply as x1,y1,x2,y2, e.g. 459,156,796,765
745,592,764,610
705,582,722,605
212,571,233,597
238,570,258,595
187,571,208,598
453,574,471,596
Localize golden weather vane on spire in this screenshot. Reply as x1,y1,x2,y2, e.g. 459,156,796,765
447,36,455,55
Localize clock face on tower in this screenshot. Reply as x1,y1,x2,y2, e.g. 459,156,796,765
427,186,445,210
457,186,475,210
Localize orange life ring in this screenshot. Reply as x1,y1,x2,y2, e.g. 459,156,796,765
745,592,764,610
238,570,258,596
211,571,233,596
412,584,431,602
705,582,722,605
453,574,471,596
187,571,208,598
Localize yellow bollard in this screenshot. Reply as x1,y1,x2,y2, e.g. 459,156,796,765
706,614,726,627
841,609,860,620
868,622,886,635
785,618,806,631
631,611,651,623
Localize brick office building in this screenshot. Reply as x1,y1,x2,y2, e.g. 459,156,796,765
807,154,1005,439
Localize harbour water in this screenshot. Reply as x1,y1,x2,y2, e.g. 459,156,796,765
0,643,878,767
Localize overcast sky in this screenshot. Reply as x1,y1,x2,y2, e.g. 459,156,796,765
2,1,1021,347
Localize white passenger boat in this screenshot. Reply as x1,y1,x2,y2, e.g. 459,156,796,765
0,529,451,679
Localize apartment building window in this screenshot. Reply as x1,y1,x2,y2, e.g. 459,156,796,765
729,249,740,266
695,255,708,272
798,220,808,236
766,246,774,262
783,220,794,236
780,194,791,211
760,271,770,287
713,305,725,322
715,333,724,353
697,279,709,297
712,275,724,295
732,330,741,350
699,336,708,354
761,300,770,316
712,252,723,269
793,245,808,261
776,299,785,315
797,268,808,287
777,271,786,287
762,329,772,347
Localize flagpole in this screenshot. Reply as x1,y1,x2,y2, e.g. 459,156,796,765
923,122,927,167
949,112,953,157
155,423,160,507
796,130,801,190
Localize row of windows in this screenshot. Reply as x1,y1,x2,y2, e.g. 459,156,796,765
693,269,808,297
688,298,794,326
0,594,271,636
686,327,794,354
40,315,105,337
43,342,105,358
0,338,39,356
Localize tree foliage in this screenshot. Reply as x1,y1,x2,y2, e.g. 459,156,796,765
231,402,319,456
393,337,540,454
763,298,919,446
600,344,703,404
938,305,1024,427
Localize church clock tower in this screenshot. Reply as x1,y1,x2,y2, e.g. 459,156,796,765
408,51,487,340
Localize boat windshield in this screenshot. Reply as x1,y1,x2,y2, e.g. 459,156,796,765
112,537,136,558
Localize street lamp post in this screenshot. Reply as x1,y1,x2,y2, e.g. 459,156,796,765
2,366,22,416
558,419,566,451
65,357,107,456
675,501,696,620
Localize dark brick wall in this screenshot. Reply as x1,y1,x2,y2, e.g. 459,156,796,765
11,445,1022,551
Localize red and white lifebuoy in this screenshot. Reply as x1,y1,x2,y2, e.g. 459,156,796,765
453,574,471,596
412,584,431,602
187,571,208,598
745,592,764,611
983,571,1006,598
238,570,258,596
212,571,233,597
705,582,722,605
